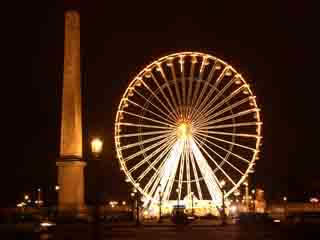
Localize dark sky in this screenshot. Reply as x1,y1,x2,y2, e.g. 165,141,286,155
2,1,319,206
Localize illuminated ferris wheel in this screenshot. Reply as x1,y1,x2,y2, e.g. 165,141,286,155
115,52,262,207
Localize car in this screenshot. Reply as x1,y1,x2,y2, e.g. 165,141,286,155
34,219,56,233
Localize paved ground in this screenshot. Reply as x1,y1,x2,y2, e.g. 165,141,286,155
1,221,320,240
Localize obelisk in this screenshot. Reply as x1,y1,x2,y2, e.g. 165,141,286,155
57,8,86,215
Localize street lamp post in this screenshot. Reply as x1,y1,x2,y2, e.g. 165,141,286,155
244,181,249,212
130,192,135,220
37,189,42,208
136,193,140,226
251,189,256,212
90,138,103,223
191,192,194,216
131,184,141,226
158,184,163,223
220,180,226,225
176,188,180,207
283,196,287,220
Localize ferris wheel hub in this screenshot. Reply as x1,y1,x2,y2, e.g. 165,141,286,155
177,122,192,139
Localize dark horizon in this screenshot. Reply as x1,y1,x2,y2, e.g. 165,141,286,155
2,1,319,207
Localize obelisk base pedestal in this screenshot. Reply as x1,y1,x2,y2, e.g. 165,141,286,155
56,160,86,216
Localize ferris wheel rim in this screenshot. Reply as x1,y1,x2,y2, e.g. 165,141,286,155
115,51,262,204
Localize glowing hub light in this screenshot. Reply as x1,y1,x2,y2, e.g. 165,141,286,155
177,122,191,139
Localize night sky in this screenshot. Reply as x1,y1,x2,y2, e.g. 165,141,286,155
3,1,319,206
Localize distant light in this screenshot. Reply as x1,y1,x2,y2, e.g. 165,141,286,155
273,219,281,223
122,201,126,205
283,196,287,201
37,188,41,192
220,180,226,188
24,195,29,200
40,221,56,227
310,197,319,203
17,203,24,208
55,185,60,191
230,205,237,213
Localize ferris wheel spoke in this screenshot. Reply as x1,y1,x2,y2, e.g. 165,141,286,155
137,137,177,182
189,147,203,200
143,158,167,197
185,141,191,198
140,79,178,120
162,139,184,201
192,137,236,186
168,63,182,108
146,168,165,203
192,137,225,188
147,153,173,201
196,129,261,139
119,133,172,151
198,121,262,131
117,129,172,139
194,84,249,126
190,78,202,115
194,132,257,152
149,139,183,201
189,67,229,119
143,139,180,199
186,57,197,117
128,137,176,173
124,135,175,163
122,111,175,127
150,72,179,119
194,133,251,164
190,138,223,205
192,62,217,117
193,135,245,176
191,73,237,121
196,108,260,129
163,172,176,202
178,141,186,200
179,55,186,106
194,96,252,128
190,56,209,112
117,122,174,130
133,89,176,123
156,64,180,115
127,98,176,125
